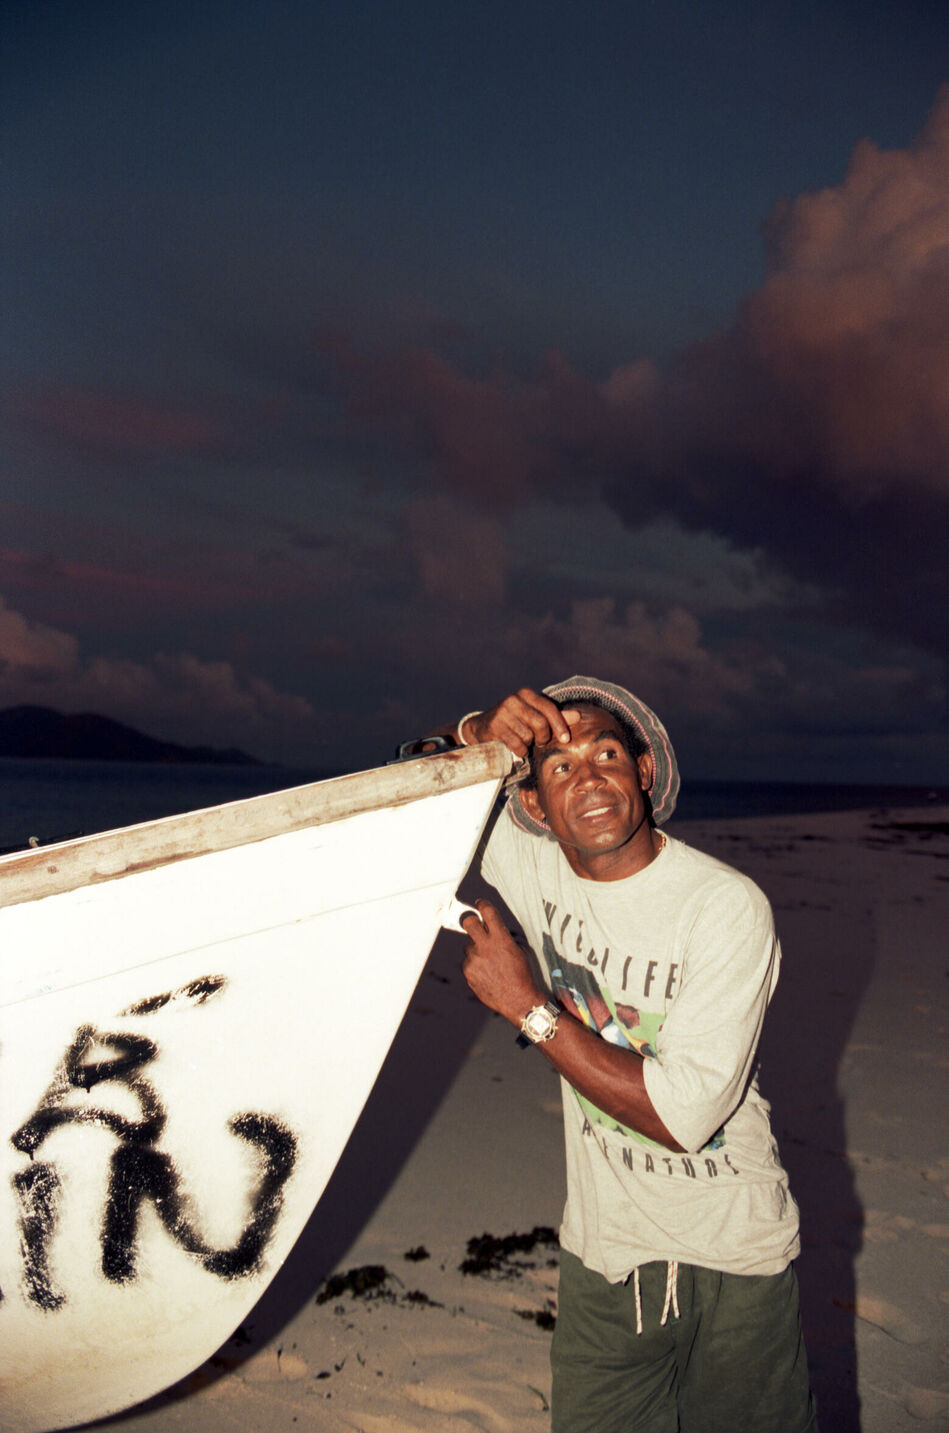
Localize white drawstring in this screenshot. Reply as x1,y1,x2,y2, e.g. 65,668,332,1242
630,1260,680,1335
659,1259,680,1327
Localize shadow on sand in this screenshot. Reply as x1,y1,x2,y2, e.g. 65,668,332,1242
713,828,874,1433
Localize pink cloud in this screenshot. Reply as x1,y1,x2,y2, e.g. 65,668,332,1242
0,595,315,761
0,542,348,637
0,598,79,680
7,381,225,455
321,88,949,659
728,84,949,494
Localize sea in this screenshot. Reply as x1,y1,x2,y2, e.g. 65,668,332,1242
0,756,944,856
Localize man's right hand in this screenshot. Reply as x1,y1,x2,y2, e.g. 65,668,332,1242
464,688,581,758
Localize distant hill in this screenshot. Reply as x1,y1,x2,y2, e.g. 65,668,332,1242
0,706,261,765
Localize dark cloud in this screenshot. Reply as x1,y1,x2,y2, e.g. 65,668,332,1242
5,381,226,457
0,541,329,639
404,497,509,608
321,332,565,504
4,15,946,781
320,89,949,665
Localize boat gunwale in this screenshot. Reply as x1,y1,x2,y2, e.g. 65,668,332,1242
0,743,512,910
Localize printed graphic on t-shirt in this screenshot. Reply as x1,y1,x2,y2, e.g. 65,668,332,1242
543,934,659,1058
539,914,725,1154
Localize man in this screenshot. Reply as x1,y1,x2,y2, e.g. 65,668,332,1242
439,677,817,1433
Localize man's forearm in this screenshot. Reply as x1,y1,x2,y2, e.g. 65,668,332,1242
462,899,684,1153
533,1008,684,1152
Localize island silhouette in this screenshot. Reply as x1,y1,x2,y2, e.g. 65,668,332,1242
0,706,259,765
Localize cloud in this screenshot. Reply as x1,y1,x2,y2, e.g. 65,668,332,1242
507,599,944,760
0,596,315,762
0,539,354,642
5,381,225,456
320,88,949,664
0,599,78,679
635,84,949,502
663,81,949,497
499,598,760,720
322,331,566,502
745,92,949,494
404,496,509,607
611,85,949,651
340,569,946,782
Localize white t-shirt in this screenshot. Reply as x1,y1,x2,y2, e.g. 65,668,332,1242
481,808,801,1281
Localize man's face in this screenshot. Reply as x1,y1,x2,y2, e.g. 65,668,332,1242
520,705,655,879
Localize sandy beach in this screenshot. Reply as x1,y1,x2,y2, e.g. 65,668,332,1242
86,803,949,1433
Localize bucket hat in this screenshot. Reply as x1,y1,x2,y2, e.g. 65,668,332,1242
507,675,679,836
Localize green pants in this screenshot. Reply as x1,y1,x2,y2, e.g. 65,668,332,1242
550,1252,818,1433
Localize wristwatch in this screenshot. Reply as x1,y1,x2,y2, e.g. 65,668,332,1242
518,999,561,1047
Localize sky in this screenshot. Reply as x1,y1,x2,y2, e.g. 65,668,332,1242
2,0,948,783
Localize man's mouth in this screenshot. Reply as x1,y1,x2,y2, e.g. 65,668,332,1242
576,802,615,821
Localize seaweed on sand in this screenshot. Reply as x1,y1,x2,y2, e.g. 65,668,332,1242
459,1226,559,1279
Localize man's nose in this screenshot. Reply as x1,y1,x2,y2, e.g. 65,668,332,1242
575,761,605,786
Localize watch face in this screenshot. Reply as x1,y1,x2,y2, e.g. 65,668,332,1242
525,1006,556,1041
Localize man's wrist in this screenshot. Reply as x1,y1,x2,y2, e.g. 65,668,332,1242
517,998,562,1046
456,711,482,746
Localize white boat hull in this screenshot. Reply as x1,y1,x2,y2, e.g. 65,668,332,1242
0,744,508,1433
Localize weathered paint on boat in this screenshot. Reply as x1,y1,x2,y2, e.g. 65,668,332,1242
0,743,510,1433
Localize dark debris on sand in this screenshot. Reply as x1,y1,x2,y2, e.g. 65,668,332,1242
402,1289,443,1308
316,1264,394,1304
460,1226,559,1279
516,1305,557,1331
315,1263,443,1311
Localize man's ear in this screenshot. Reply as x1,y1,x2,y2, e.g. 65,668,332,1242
520,784,547,824
637,752,654,791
